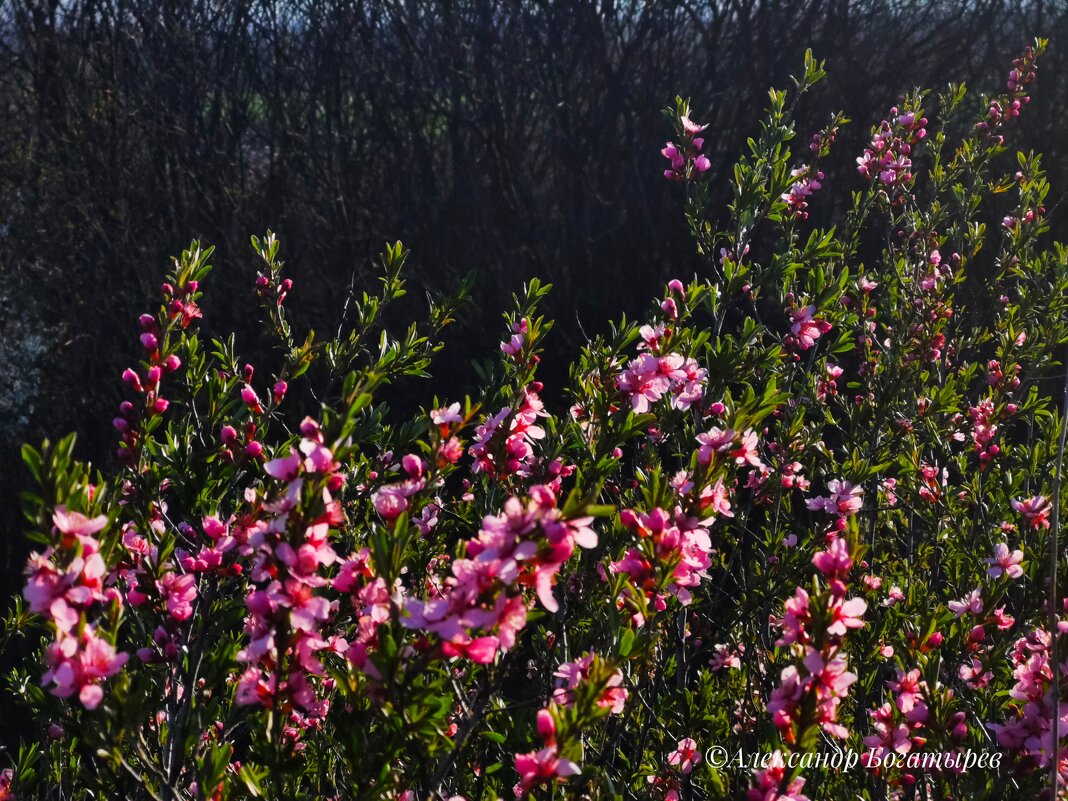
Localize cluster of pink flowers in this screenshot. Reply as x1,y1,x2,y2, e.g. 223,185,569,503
645,738,703,800
747,751,809,801
696,426,760,469
513,709,580,797
234,417,346,723
616,349,706,414
917,249,955,293
469,388,548,478
255,269,293,306
764,533,866,775
660,278,686,320
24,509,128,708
988,627,1068,782
785,305,832,353
863,669,927,758
804,479,863,520
661,115,711,182
116,289,189,464
967,398,1001,467
333,546,391,676
780,165,824,219
855,107,927,191
500,317,528,358
610,505,713,617
1012,495,1051,529
553,653,628,713
815,362,843,403
176,515,238,576
403,484,596,663
978,44,1039,141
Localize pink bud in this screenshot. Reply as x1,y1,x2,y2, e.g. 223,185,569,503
122,368,143,391
140,333,159,351
667,279,685,297
162,354,182,372
152,397,170,415
273,380,288,400
402,454,424,478
246,441,263,458
139,314,156,330
536,709,556,744
220,425,238,445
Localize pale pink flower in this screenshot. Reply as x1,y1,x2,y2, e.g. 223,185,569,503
985,543,1024,579
667,738,702,774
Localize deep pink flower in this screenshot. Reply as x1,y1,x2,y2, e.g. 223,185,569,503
1011,496,1051,529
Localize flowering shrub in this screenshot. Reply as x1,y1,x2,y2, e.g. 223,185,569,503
5,40,1068,801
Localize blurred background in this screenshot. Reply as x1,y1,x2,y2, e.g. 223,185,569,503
1,0,1067,625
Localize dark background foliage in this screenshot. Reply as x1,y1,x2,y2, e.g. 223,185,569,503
1,0,1067,741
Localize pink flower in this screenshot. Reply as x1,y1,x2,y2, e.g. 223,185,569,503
265,448,302,481
812,537,852,579
52,507,108,540
553,654,628,714
514,748,580,797
985,543,1024,579
748,751,809,801
805,480,863,517
681,115,708,135
826,596,867,637
776,587,812,646
667,738,702,775
372,486,409,521
431,402,464,426
159,572,198,621
948,588,983,617
241,384,263,413
696,427,736,465
1011,496,1051,529
789,305,832,350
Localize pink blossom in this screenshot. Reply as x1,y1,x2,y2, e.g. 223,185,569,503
431,402,464,426
985,543,1024,579
41,627,129,709
667,738,701,775
159,572,198,621
1011,496,1051,529
789,305,832,350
